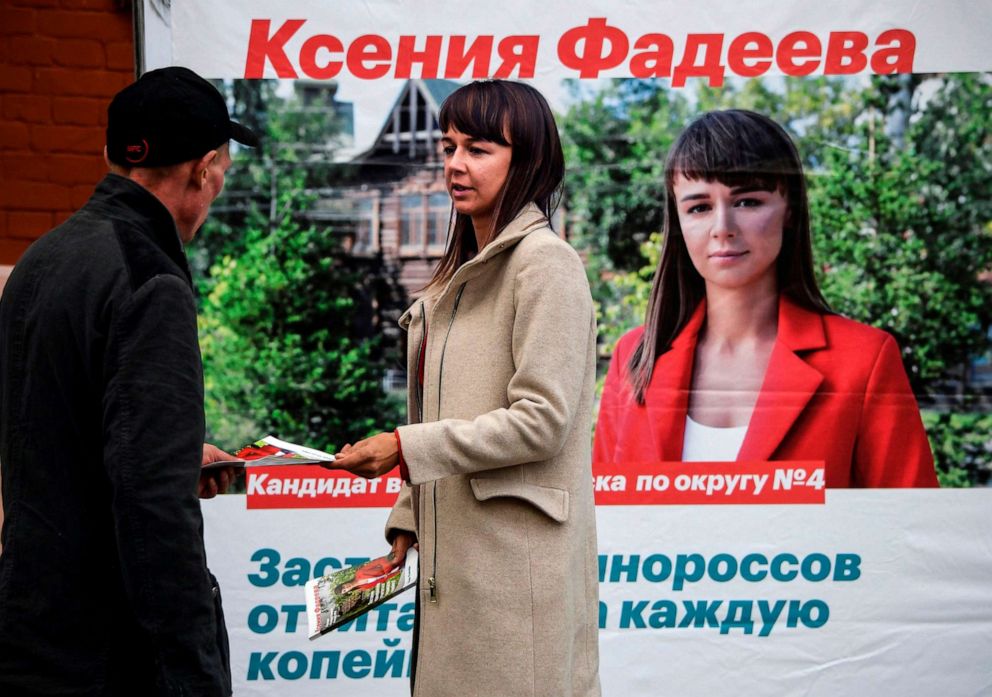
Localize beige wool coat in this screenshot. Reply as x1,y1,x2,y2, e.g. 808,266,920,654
386,203,601,697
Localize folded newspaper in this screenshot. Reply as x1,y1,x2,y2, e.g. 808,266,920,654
305,549,418,639
202,435,336,469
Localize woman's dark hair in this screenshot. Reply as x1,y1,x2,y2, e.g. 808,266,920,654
426,80,564,292
628,109,832,403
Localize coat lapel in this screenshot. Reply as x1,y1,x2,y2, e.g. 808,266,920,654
646,303,706,462
649,346,694,462
736,297,826,462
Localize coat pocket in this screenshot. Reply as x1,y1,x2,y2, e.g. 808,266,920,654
469,478,570,523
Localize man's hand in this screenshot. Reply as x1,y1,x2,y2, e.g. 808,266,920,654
199,443,236,499
324,432,399,479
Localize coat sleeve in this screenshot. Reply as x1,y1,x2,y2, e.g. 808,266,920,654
853,334,939,487
396,240,594,484
102,274,230,696
385,482,417,542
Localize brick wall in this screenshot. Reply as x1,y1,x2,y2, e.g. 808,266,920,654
0,0,134,266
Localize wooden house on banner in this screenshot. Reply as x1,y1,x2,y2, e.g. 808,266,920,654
309,77,567,299
309,79,461,299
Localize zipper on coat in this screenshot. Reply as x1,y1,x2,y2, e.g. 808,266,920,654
414,302,436,604
429,482,439,603
427,282,466,605
415,303,426,423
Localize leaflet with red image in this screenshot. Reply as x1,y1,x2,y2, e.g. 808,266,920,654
201,435,335,469
305,549,418,639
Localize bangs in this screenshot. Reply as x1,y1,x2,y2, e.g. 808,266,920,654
665,111,799,192
438,82,511,145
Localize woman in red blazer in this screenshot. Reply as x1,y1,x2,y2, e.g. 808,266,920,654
594,110,937,488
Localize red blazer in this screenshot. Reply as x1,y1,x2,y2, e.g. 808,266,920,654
594,297,938,487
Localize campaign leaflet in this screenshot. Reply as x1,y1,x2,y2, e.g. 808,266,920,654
306,549,418,640
202,434,336,469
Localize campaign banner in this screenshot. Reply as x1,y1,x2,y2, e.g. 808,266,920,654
202,490,992,696
164,0,992,81
158,0,992,693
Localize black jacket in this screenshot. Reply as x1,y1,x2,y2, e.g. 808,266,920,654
0,174,231,695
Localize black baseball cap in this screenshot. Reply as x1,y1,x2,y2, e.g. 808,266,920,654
106,66,259,168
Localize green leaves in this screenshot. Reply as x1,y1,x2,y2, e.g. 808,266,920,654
194,80,401,455
809,77,992,395
198,194,401,454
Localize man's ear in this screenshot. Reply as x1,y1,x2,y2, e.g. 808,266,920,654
191,149,219,189
103,146,111,169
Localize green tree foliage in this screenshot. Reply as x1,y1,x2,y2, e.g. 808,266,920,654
199,180,399,453
923,412,992,487
561,80,690,270
193,80,352,272
561,80,690,351
809,75,992,392
195,81,401,452
595,232,662,353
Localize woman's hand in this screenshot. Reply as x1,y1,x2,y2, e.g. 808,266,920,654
326,432,400,479
389,531,419,566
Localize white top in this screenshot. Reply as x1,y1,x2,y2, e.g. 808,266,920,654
681,415,748,462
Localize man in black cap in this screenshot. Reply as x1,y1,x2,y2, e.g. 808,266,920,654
0,66,258,695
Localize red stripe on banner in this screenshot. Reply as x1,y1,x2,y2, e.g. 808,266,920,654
592,461,825,505
243,462,824,509
245,466,403,509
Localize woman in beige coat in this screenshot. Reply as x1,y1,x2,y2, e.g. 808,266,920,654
331,80,601,697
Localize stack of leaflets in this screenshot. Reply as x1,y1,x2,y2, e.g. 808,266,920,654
202,435,336,469
305,549,418,639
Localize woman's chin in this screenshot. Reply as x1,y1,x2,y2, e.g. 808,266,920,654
451,201,475,217
702,270,777,295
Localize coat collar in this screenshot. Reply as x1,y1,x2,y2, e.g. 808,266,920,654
398,203,548,329
88,173,192,284
450,202,547,282
649,295,827,462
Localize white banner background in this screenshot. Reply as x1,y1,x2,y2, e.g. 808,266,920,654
203,490,992,696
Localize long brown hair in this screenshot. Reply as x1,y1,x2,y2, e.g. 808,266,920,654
628,109,832,403
425,80,564,292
